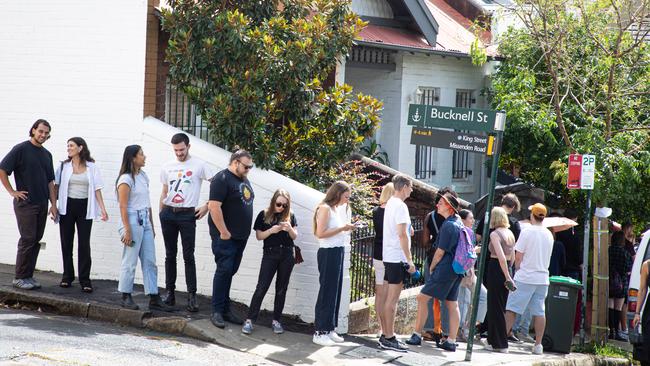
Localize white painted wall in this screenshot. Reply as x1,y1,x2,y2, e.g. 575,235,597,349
0,0,351,331
345,51,494,202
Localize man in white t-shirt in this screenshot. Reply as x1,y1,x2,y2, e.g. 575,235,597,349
378,174,415,352
505,203,554,355
159,133,213,312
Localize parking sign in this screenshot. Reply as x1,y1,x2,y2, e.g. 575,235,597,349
581,154,596,190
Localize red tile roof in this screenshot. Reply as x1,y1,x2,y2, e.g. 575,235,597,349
356,0,497,57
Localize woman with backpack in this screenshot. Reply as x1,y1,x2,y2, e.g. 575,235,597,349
485,207,516,353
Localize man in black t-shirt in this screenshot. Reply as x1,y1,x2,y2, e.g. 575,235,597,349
208,149,255,328
0,120,57,290
557,208,581,280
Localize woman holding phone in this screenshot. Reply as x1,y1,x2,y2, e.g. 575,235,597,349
242,189,298,335
115,145,171,311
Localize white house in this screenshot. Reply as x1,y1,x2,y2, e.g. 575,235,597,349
346,0,501,203
0,0,356,332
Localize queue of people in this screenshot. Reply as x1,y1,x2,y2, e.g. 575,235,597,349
7,119,641,357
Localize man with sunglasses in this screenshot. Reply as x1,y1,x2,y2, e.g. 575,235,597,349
208,149,255,328
159,133,213,312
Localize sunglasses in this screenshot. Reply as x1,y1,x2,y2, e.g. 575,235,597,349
237,160,253,170
275,202,288,209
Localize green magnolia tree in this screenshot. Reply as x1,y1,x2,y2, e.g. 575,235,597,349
162,0,382,187
489,0,650,223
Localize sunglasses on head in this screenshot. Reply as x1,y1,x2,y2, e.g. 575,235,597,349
237,160,253,170
275,202,288,209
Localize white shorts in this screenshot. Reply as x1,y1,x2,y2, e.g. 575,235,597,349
373,259,386,285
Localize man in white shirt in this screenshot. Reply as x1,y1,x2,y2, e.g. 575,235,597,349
505,203,554,355
378,174,415,352
159,133,213,312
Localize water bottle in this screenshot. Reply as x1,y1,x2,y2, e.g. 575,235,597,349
402,263,421,283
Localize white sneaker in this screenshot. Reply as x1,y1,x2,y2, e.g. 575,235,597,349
313,333,336,346
328,331,344,343
532,343,543,355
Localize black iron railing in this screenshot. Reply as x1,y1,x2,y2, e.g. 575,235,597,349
350,217,426,302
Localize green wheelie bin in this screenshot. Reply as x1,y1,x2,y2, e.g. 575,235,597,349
542,276,582,353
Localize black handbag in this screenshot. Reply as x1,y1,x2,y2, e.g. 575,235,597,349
294,245,304,264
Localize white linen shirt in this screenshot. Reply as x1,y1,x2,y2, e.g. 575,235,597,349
55,161,104,219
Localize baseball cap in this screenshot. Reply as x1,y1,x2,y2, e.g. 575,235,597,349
528,203,547,218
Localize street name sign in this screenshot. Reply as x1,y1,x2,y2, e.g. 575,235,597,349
567,154,595,190
407,104,497,133
410,127,496,155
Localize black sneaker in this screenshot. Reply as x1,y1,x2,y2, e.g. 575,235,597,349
439,340,456,352
120,293,139,310
211,312,225,328
149,294,175,312
507,334,522,343
379,336,408,352
223,311,244,325
377,334,385,346
162,290,175,306
405,333,422,345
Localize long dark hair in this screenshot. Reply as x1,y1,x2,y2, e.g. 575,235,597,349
115,145,142,189
65,137,95,164
264,189,292,225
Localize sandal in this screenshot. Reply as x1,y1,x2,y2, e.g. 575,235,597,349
81,286,93,293
59,281,71,288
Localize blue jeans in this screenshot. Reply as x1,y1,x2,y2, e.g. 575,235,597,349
211,237,247,314
118,210,158,295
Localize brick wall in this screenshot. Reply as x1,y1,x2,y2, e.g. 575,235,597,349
0,0,351,330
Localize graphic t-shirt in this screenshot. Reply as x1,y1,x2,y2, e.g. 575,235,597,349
382,196,411,263
0,141,54,204
160,157,212,207
208,169,254,240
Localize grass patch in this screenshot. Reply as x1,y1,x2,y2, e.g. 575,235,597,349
574,342,636,364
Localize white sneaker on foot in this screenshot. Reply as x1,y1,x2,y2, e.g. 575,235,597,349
328,331,344,343
532,343,543,355
313,333,336,346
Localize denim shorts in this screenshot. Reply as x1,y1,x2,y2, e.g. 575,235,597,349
505,281,548,317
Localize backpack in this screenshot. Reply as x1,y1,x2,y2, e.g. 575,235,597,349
452,226,477,275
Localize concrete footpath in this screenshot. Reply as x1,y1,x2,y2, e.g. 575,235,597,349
0,264,628,366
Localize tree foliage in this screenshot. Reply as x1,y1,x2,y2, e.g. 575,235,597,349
162,0,382,186
490,0,650,223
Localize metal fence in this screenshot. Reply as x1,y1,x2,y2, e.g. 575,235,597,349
350,216,427,302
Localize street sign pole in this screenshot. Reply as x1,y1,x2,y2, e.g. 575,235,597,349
465,112,506,362
580,185,592,345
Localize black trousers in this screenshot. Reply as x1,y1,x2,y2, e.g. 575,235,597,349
314,246,344,332
160,208,197,292
486,258,509,349
247,246,295,322
59,198,93,286
13,199,48,279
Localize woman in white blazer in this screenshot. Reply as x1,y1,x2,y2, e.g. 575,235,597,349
55,137,108,292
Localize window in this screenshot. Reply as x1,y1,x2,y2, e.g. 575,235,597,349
452,90,473,180
414,87,440,181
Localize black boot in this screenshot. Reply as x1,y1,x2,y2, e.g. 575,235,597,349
162,289,175,306
187,292,199,313
149,294,175,312
608,308,616,339
121,293,139,310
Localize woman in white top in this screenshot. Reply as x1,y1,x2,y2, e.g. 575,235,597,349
116,145,172,312
312,181,355,346
55,137,108,292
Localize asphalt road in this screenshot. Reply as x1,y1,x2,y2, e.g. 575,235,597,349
0,307,281,366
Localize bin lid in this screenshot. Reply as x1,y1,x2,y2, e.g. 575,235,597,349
549,276,582,286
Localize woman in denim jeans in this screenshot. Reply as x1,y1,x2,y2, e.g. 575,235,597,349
242,189,298,335
116,145,171,311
